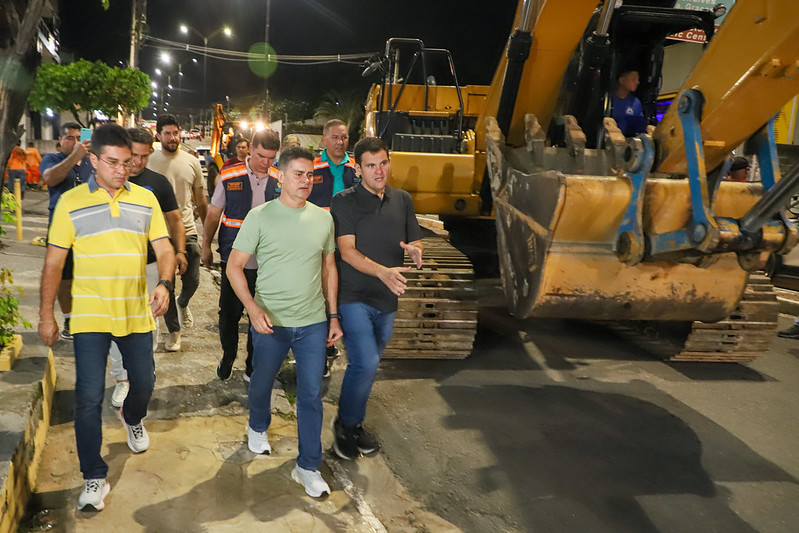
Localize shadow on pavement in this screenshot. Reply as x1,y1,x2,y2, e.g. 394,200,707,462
130,445,348,532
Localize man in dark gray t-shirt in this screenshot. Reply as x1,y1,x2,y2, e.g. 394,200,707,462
329,137,423,461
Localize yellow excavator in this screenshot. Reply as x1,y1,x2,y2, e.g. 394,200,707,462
365,0,799,362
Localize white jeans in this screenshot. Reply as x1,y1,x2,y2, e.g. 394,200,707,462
109,262,160,381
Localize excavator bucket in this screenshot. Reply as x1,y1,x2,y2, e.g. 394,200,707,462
485,127,754,322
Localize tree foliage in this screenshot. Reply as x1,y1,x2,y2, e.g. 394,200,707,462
271,98,314,122
313,90,364,127
29,60,151,127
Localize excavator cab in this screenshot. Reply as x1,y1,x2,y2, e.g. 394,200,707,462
561,2,717,149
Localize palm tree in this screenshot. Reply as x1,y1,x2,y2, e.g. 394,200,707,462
313,90,365,144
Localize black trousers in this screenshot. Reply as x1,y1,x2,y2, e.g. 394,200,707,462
164,235,202,333
219,262,258,373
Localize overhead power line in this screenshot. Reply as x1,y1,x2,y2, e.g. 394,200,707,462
143,35,375,65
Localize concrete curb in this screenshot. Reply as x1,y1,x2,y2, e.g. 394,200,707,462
0,347,56,533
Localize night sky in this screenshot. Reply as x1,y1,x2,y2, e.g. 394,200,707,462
58,0,518,112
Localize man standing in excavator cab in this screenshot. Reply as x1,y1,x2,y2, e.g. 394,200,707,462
611,68,648,137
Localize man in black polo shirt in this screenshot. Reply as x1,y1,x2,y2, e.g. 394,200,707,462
329,137,423,460
106,127,187,407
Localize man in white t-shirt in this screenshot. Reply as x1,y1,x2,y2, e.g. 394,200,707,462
147,115,207,351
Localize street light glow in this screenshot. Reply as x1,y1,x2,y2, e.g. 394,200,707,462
151,81,158,88
180,24,188,34
255,121,265,131
240,121,249,130
152,91,157,97
154,68,162,76
160,51,171,64
223,27,233,37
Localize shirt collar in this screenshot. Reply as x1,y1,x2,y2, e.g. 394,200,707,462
244,157,271,180
321,149,349,166
355,181,391,200
87,174,130,193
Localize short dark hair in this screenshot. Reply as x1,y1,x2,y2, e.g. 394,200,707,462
61,122,81,135
91,124,131,156
251,129,280,151
353,136,389,165
278,146,314,171
236,138,251,147
27,141,34,147
127,127,154,146
730,156,749,172
323,119,347,134
156,114,180,134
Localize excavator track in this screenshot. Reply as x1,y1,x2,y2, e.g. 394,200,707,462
383,237,478,359
606,274,779,363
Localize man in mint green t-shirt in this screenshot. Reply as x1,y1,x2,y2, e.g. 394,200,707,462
227,146,343,498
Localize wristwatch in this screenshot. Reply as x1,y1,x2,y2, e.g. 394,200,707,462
326,312,342,320
157,279,174,292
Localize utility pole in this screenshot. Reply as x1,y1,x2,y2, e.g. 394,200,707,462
128,0,147,126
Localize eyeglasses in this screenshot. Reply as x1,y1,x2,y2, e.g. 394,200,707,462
98,157,133,170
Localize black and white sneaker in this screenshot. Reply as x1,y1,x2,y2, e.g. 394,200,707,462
61,318,73,341
216,358,233,381
352,425,380,455
777,324,799,339
332,418,358,460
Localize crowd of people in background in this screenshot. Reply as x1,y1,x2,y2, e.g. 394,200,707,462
29,116,423,510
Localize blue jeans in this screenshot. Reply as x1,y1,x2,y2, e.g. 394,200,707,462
338,302,395,428
73,332,155,479
249,321,327,471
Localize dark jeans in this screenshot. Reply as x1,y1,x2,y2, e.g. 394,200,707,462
338,302,395,428
165,234,201,333
249,322,327,470
219,262,257,372
73,332,155,479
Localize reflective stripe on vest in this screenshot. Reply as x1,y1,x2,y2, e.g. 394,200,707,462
221,213,243,228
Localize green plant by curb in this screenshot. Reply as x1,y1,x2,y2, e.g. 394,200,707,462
1,186,19,239
0,187,31,348
0,268,31,348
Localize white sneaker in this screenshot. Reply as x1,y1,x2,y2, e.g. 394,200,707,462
177,304,193,328
119,408,149,453
165,331,181,352
111,380,129,408
291,465,330,498
77,478,110,511
247,425,271,455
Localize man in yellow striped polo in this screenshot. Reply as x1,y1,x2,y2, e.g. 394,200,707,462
37,124,176,512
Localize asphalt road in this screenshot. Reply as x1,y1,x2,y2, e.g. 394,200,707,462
362,284,799,532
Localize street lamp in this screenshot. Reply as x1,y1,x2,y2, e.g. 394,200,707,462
159,51,199,111
178,24,233,110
